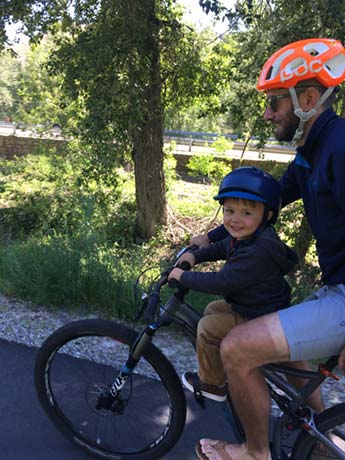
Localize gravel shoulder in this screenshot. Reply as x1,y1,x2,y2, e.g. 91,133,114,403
0,293,344,410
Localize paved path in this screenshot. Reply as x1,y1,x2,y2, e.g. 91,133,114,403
0,338,235,460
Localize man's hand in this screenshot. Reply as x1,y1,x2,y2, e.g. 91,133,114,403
190,233,210,248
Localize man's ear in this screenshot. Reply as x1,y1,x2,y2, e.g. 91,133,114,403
299,87,321,111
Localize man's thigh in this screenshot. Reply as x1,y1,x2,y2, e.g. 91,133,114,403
278,284,345,361
221,312,290,369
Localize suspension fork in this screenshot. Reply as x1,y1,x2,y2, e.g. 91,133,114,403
97,292,184,410
109,323,159,397
95,323,159,411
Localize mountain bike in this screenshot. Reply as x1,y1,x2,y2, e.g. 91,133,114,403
34,247,345,460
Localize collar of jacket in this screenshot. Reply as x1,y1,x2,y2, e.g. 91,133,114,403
294,108,338,168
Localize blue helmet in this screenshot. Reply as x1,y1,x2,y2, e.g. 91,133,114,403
214,167,281,223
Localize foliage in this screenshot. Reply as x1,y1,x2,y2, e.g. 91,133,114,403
0,234,140,317
163,145,178,195
0,145,321,315
0,51,22,119
0,148,135,243
14,34,79,131
164,31,239,134
197,0,345,141
212,135,233,153
186,152,230,182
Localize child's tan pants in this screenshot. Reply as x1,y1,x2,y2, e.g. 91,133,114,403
197,300,247,386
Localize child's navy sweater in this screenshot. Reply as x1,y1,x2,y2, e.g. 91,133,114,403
180,226,297,318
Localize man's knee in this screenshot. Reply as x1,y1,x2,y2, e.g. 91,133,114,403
220,325,248,369
220,313,290,372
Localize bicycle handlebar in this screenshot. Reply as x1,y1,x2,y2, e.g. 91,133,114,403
168,260,191,289
142,247,196,322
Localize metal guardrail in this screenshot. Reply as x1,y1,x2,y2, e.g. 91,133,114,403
0,121,61,137
164,129,294,155
0,122,294,157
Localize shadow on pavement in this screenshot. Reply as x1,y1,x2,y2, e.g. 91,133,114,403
0,338,235,460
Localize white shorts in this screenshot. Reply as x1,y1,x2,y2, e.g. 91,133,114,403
278,284,345,361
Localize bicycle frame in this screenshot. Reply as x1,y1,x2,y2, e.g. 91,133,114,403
263,358,345,459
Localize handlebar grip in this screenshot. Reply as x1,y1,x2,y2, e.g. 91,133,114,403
168,279,179,289
178,261,191,271
143,292,160,322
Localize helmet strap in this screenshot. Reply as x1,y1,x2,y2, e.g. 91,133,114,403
289,86,335,144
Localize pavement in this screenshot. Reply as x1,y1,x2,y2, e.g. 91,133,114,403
0,338,237,460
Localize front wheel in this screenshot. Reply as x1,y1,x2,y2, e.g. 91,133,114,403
291,403,345,459
34,319,187,460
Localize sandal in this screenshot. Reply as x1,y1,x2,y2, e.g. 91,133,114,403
195,440,233,460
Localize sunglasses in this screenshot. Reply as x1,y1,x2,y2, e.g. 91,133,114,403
266,93,291,112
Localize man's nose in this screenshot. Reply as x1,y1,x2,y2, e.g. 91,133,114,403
264,106,274,121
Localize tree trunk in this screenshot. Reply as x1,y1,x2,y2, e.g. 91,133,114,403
132,1,167,239
133,117,167,238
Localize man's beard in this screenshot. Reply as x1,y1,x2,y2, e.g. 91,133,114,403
274,111,300,142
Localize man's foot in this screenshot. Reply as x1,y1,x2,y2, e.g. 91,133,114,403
181,372,226,402
196,440,230,460
197,438,272,460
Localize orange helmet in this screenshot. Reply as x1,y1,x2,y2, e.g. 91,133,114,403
257,38,345,91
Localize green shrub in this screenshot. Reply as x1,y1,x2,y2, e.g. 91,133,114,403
0,150,126,241
212,136,233,154
0,235,141,318
186,152,230,183
164,148,178,195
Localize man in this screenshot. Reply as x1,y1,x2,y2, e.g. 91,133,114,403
194,38,345,460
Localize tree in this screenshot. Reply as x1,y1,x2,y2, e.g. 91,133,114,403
1,1,173,238
217,0,345,137
0,51,21,119
1,0,227,239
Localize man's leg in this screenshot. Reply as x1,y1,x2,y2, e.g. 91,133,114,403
284,361,324,413
200,312,290,460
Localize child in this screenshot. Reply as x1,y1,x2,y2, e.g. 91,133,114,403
168,166,297,401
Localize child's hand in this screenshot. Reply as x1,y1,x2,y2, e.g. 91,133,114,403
177,252,196,268
190,233,210,248
168,268,184,282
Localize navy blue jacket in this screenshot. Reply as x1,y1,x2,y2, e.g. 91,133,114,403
209,109,345,285
180,226,297,318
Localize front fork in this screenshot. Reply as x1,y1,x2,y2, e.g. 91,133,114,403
111,323,158,396
95,324,158,411
96,323,158,413
97,292,184,411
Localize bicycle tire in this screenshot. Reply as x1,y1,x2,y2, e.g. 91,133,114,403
291,403,345,459
34,319,187,460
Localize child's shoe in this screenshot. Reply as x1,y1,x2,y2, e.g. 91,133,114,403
182,371,227,402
